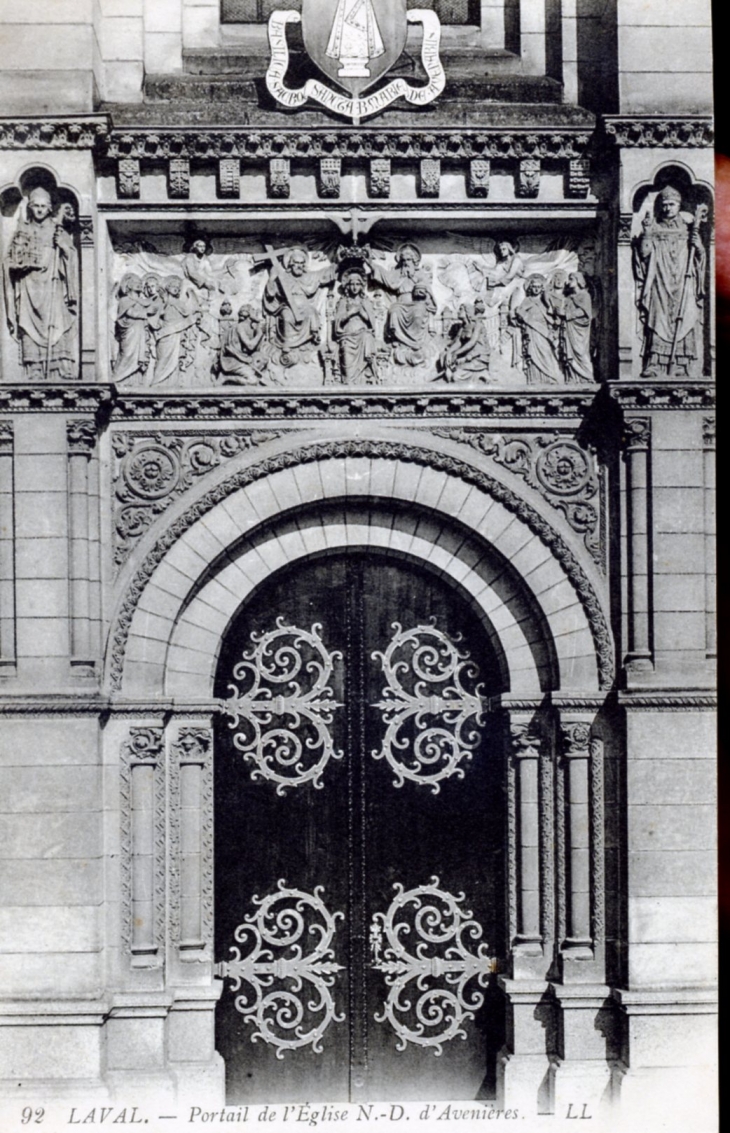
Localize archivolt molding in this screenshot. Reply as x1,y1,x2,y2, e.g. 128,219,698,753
107,439,615,695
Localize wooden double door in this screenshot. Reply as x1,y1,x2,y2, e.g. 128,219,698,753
214,552,506,1103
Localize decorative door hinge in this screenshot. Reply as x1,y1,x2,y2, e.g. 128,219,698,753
371,622,487,792
216,882,345,1058
223,618,343,793
370,878,496,1054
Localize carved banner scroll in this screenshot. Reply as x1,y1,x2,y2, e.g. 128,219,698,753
370,879,495,1054
371,622,486,793
223,618,344,794
216,882,345,1058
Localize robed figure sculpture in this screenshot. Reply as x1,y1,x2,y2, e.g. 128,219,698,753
3,186,79,381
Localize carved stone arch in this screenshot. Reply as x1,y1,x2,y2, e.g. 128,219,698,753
630,161,714,219
105,440,614,698
0,164,81,218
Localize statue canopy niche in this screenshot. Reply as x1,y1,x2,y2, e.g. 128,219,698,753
109,228,602,392
1,174,80,382
631,174,711,378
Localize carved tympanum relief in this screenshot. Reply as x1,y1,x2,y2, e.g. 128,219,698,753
630,181,710,378
111,234,599,391
2,180,80,381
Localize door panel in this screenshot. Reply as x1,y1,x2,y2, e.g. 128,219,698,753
214,552,505,1103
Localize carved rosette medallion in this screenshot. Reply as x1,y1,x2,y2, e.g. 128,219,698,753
223,618,344,794
216,882,345,1058
371,622,486,793
112,430,285,567
370,879,495,1054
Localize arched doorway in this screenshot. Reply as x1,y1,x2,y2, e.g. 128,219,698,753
213,550,508,1103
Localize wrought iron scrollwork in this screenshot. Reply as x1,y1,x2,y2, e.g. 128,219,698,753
223,618,343,794
215,882,345,1058
371,622,486,793
370,878,495,1055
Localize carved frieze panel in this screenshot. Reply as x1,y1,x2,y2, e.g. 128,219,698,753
112,428,286,568
109,231,601,393
427,428,604,568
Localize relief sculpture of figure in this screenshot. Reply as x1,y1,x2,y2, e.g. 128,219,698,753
513,274,562,385
217,302,271,386
262,246,336,372
559,271,595,384
634,184,707,377
370,244,437,370
439,300,493,383
113,273,151,383
332,269,378,385
151,276,201,387
3,186,79,380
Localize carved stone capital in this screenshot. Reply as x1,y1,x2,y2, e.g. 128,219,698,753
623,417,651,452
618,213,633,245
566,158,591,199
318,157,341,199
122,726,164,761
369,158,391,199
419,158,441,198
172,727,213,764
560,719,592,757
218,158,240,199
517,158,541,199
168,157,190,199
268,157,291,199
117,158,140,199
67,418,97,457
703,415,716,449
78,216,94,248
510,720,542,759
468,159,490,199
0,421,13,452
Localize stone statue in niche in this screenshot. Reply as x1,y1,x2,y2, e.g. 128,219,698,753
3,186,79,380
331,267,379,385
261,246,336,381
513,275,563,385
216,301,271,386
633,184,708,377
439,300,494,383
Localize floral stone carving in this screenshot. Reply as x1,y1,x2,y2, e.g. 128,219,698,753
112,429,285,568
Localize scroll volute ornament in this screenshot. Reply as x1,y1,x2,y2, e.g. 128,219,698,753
223,618,344,794
371,621,487,793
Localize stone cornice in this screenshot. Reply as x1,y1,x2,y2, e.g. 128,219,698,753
603,116,714,148
0,384,714,418
0,116,111,150
607,382,715,411
108,389,596,422
0,385,112,414
103,126,595,162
